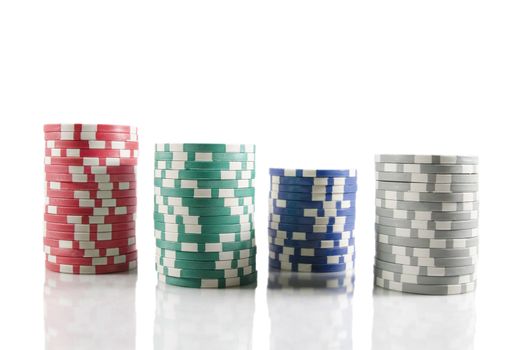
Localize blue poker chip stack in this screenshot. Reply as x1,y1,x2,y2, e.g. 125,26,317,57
268,168,357,273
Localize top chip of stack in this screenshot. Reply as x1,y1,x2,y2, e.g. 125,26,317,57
268,168,357,273
154,143,258,288
43,124,138,274
374,154,479,295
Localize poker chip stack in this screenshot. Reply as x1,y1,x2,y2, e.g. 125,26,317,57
374,154,479,295
268,168,357,273
154,143,257,288
43,124,138,274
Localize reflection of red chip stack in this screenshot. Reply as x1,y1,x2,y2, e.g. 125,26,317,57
43,124,138,274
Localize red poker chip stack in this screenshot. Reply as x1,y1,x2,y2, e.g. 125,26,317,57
43,124,139,274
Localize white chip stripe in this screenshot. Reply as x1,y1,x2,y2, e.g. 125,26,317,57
156,160,254,170
156,213,253,225
156,229,254,242
154,169,253,180
155,144,255,152
157,178,254,188
154,195,254,207
156,247,255,260
271,176,354,186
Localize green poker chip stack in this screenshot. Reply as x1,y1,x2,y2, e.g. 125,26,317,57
154,143,257,288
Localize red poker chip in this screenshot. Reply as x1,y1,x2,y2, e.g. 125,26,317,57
45,164,136,175
45,221,136,233
45,259,137,274
44,229,136,241
45,148,137,158
44,244,137,258
45,196,137,208
46,251,138,265
44,205,136,216
44,213,136,224
46,188,137,199
43,124,137,134
45,156,138,166
45,181,136,191
45,173,137,183
45,140,139,150
44,131,138,142
43,236,135,249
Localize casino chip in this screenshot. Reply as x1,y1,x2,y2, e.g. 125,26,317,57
155,144,257,288
268,168,357,273
374,154,479,295
43,124,138,274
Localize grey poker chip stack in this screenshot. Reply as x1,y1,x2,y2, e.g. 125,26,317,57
374,154,479,295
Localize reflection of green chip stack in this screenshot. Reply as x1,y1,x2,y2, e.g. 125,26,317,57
154,144,257,288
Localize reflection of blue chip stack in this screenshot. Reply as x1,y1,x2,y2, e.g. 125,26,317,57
268,168,357,273
154,144,257,288
374,154,479,295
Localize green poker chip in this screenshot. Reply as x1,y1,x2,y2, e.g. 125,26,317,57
156,262,256,279
154,203,254,217
156,255,257,270
155,238,256,252
153,212,253,225
154,221,254,234
155,151,255,162
155,160,254,171
154,195,254,208
156,246,258,261
155,230,255,243
158,271,258,288
154,187,255,199
154,169,255,180
154,178,255,189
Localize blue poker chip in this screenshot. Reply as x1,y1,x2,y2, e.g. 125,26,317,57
270,183,358,194
269,236,355,249
268,228,354,241
269,221,355,233
270,198,354,209
268,258,355,273
269,190,356,202
271,175,357,186
269,206,356,217
269,168,357,178
269,242,353,256
269,250,356,264
269,213,356,225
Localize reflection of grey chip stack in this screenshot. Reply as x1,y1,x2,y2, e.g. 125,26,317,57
374,154,479,295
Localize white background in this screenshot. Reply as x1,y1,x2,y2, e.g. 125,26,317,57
1,1,527,349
